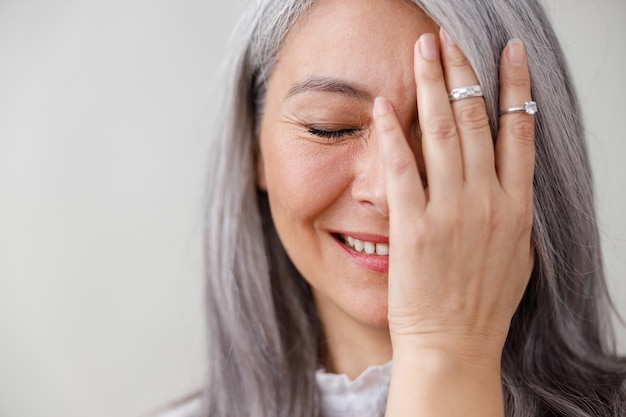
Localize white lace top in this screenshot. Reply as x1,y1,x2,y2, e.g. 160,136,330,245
157,361,392,417
316,361,392,417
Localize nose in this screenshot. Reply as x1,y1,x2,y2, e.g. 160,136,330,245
351,135,390,217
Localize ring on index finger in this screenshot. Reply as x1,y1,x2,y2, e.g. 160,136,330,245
448,85,484,101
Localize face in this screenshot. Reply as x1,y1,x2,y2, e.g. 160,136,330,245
257,0,437,329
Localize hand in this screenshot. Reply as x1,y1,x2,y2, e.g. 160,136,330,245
374,29,535,366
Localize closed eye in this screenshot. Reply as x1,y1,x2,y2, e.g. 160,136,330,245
307,127,362,140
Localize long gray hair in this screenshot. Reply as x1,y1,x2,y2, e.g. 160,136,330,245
203,0,626,416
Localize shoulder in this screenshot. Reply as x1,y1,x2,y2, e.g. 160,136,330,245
150,396,202,417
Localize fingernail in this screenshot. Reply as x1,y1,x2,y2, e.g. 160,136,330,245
506,39,525,67
373,97,390,116
440,28,455,45
419,33,438,61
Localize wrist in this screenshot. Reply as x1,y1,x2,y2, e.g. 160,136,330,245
386,345,505,417
390,335,504,375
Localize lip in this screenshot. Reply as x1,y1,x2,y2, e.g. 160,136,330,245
330,230,389,244
330,231,389,273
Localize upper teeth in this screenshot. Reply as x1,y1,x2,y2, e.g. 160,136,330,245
344,235,389,255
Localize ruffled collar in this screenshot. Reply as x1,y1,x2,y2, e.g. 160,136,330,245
315,361,392,417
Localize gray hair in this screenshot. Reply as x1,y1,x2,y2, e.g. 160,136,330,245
203,1,626,416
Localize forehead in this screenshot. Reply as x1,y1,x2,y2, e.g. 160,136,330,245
288,0,432,44
269,0,437,101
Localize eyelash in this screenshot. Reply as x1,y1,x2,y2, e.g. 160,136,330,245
307,127,362,140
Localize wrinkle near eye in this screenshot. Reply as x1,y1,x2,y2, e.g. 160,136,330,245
281,109,369,132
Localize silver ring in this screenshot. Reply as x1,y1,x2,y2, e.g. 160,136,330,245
500,101,538,116
448,85,483,101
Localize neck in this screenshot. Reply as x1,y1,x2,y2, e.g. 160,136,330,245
315,293,392,380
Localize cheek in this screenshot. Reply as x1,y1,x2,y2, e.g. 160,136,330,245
261,140,355,223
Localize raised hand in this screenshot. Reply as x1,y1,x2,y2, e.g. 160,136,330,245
377,29,535,417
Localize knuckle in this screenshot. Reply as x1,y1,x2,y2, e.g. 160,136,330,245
437,199,464,232
425,117,457,142
509,117,535,145
410,220,432,248
504,72,529,89
456,101,489,131
481,197,500,229
387,153,414,177
419,67,443,83
447,53,470,70
516,201,534,232
448,197,464,219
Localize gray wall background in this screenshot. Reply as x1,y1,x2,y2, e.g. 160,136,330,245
0,1,624,416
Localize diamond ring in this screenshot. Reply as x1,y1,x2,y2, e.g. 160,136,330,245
499,101,538,116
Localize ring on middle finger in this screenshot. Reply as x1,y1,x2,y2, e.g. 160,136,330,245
448,85,483,101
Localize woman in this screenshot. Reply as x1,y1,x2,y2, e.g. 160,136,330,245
181,0,626,416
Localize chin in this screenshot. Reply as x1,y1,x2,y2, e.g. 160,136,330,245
348,290,390,329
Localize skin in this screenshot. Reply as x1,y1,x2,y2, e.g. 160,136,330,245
257,0,534,414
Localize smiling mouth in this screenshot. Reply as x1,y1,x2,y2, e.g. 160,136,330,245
335,233,389,256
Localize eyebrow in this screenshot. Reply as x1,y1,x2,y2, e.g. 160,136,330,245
286,75,371,100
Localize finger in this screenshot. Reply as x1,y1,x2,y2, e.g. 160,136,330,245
440,28,495,185
414,33,463,200
495,39,535,202
374,97,426,226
